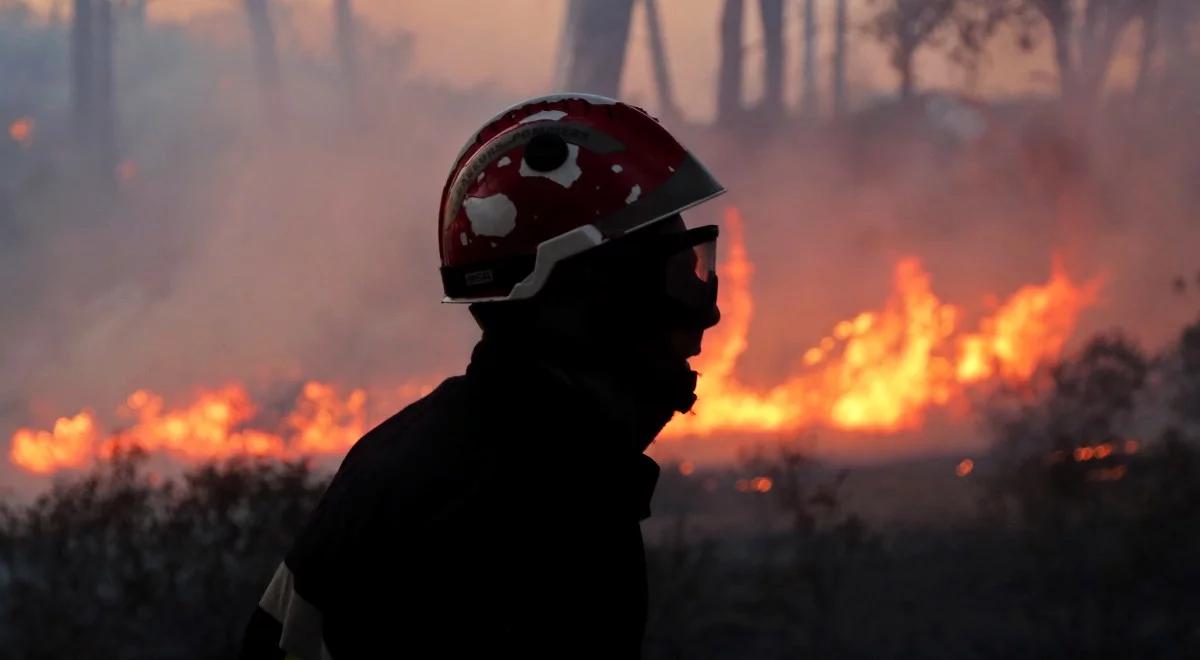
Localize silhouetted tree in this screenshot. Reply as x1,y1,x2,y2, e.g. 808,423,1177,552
1132,0,1160,99
642,0,679,121
988,0,1152,106
868,0,958,101
1158,0,1200,101
717,0,744,125
334,0,359,102
759,0,786,117
557,0,635,96
125,0,146,26
94,0,115,177
70,0,93,138
70,0,116,181
243,0,281,109
800,0,819,118
832,0,848,117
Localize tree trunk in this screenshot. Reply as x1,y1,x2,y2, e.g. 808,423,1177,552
643,0,679,121
1076,1,1144,107
50,0,67,26
898,48,915,101
1133,2,1160,100
758,0,785,116
800,0,818,118
558,0,636,97
1039,1,1076,98
832,0,847,118
554,0,583,88
334,0,359,100
243,0,281,99
94,0,116,180
129,0,146,26
71,0,94,140
1158,0,1194,102
717,0,744,125
1051,23,1075,98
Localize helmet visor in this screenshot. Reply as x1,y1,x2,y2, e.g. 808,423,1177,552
662,225,719,316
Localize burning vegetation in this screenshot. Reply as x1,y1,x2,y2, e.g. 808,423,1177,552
2,0,1200,658
8,204,1099,476
663,207,1098,439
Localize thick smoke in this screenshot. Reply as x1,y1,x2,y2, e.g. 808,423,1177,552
2,2,1199,488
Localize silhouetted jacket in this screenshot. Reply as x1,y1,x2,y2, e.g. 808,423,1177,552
240,338,661,659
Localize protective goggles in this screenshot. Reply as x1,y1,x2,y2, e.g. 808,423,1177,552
599,223,719,319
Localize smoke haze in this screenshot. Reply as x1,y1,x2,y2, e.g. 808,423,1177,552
2,1,1198,489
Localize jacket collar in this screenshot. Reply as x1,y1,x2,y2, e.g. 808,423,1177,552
465,335,661,520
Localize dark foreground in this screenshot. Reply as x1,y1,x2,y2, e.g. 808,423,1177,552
1,446,1198,660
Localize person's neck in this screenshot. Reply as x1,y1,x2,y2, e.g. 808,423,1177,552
475,331,692,452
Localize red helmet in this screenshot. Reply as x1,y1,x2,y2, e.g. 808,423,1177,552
439,93,725,302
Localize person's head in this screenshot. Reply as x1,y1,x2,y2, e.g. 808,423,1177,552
438,94,726,422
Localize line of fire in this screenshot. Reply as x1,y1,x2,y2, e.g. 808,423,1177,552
1,1,1198,658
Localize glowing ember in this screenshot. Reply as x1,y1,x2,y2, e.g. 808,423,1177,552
9,381,430,474
956,458,974,477
735,476,773,493
8,116,33,145
661,207,1099,438
1069,440,1136,463
1088,465,1128,482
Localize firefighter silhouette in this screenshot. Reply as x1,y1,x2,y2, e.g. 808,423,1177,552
241,94,725,659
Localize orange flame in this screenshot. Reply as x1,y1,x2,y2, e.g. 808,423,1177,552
10,412,98,474
956,256,1091,383
9,381,431,474
9,205,1100,474
662,207,1099,438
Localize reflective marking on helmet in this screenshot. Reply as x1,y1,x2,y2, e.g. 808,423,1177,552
445,122,624,222
612,164,623,173
518,142,582,188
497,156,511,167
519,109,568,124
465,269,494,286
506,224,605,301
464,193,518,237
625,184,641,204
460,232,468,246
448,92,620,169
528,92,618,106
